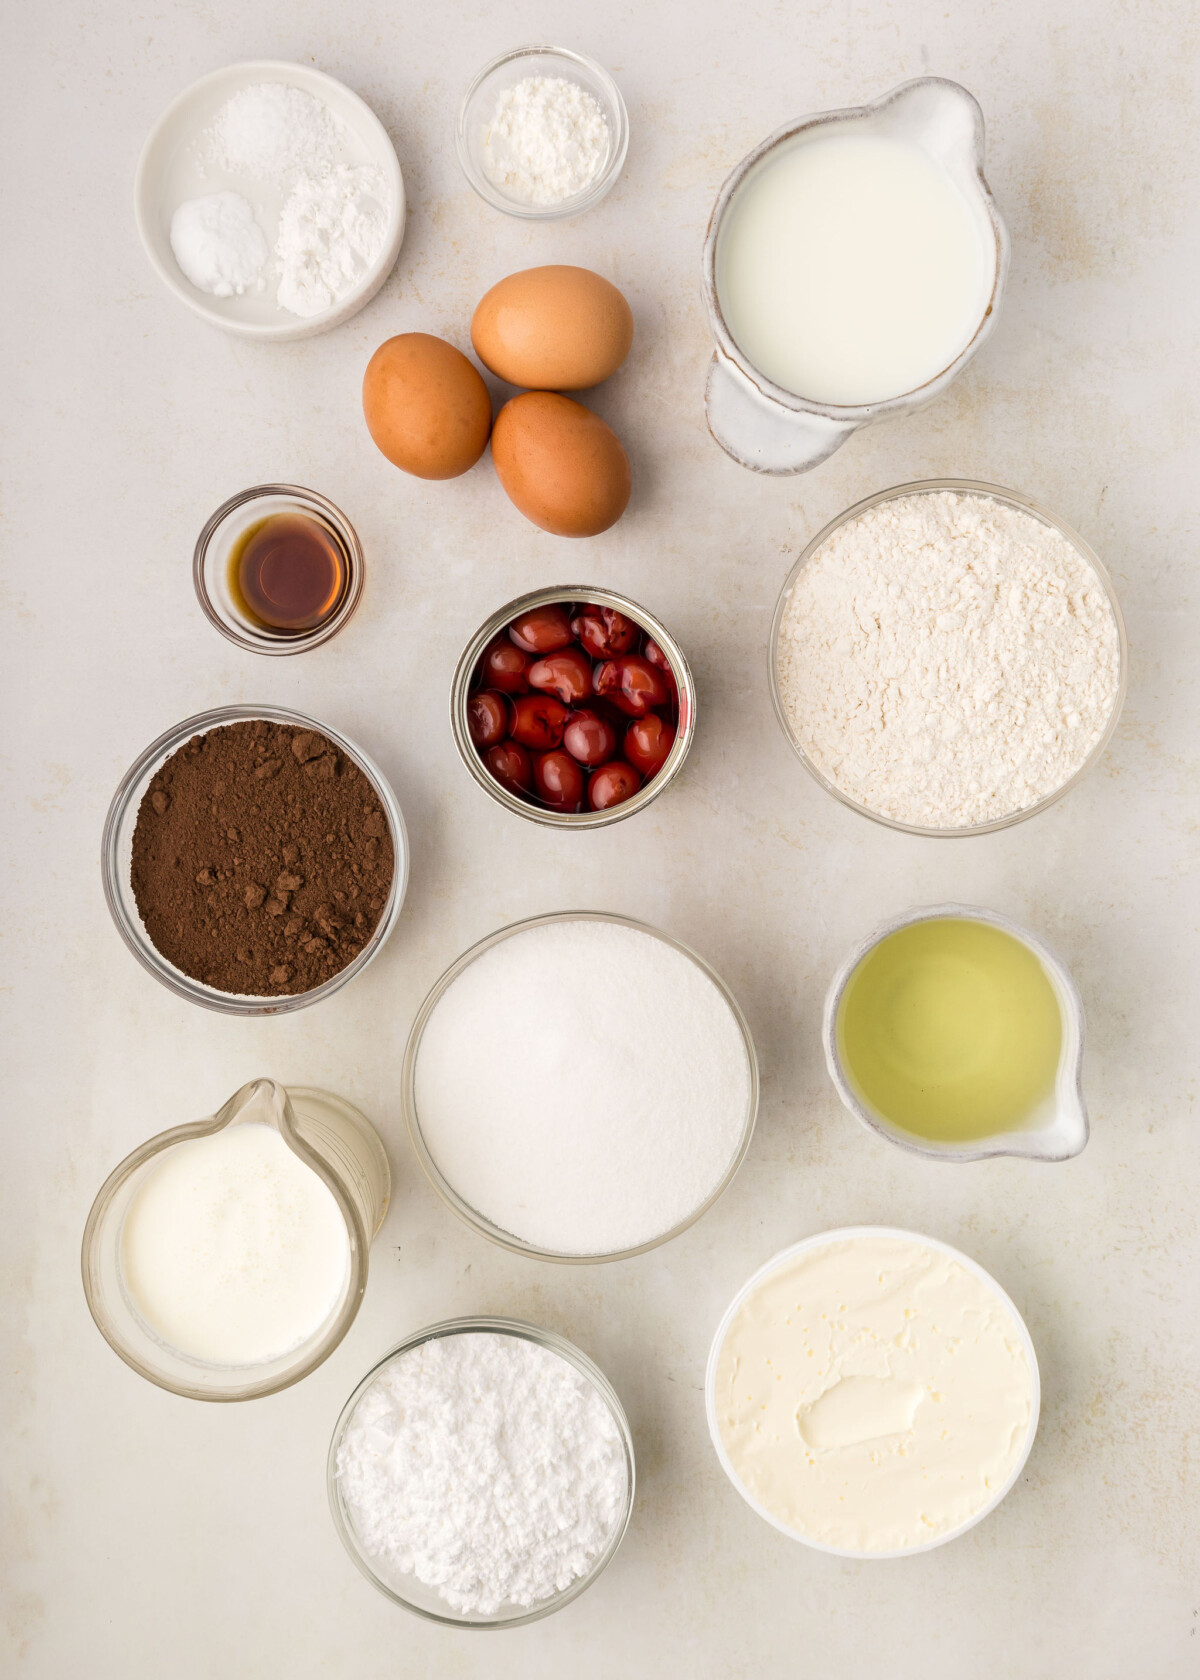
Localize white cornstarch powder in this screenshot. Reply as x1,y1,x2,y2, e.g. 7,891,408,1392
209,82,338,180
336,1332,628,1615
775,490,1122,828
481,76,610,205
413,919,752,1255
275,165,388,318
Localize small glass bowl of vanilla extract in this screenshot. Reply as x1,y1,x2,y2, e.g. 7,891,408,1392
194,484,364,655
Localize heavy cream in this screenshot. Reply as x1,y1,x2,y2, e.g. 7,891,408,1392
711,1235,1035,1552
715,131,992,405
120,1120,350,1367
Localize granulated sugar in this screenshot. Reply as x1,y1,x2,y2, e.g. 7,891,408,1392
335,1331,627,1615
209,83,338,180
413,919,753,1255
775,490,1122,828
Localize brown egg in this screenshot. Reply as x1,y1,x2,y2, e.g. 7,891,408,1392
362,333,492,479
471,267,634,391
491,393,631,538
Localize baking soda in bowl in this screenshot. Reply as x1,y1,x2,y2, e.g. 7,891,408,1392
410,917,755,1256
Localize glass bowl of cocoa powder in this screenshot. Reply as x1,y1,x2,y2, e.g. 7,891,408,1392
102,705,408,1014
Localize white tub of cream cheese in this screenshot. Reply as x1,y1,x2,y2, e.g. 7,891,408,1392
705,1228,1040,1557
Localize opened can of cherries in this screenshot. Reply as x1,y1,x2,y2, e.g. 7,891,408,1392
451,587,695,827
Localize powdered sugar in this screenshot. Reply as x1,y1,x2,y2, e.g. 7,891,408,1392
775,490,1121,828
481,75,610,205
413,919,752,1255
335,1331,628,1616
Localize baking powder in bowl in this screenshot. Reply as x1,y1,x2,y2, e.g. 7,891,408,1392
775,489,1121,828
335,1331,627,1615
711,1235,1036,1553
412,919,753,1255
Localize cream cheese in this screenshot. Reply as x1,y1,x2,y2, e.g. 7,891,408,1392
712,1235,1034,1552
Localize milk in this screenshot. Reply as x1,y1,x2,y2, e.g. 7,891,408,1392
120,1120,350,1366
715,130,992,406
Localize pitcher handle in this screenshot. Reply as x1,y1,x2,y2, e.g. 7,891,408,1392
705,351,855,474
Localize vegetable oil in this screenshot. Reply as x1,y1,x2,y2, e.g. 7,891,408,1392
837,917,1062,1143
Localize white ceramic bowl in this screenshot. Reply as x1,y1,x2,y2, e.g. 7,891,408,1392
135,61,405,340
705,1228,1041,1558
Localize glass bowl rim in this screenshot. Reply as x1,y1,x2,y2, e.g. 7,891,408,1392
402,910,759,1262
767,477,1129,837
704,1226,1041,1557
192,483,365,657
326,1314,636,1627
449,583,696,829
454,45,629,220
100,703,409,1015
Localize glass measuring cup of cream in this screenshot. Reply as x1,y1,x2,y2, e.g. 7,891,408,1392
82,1079,390,1399
702,78,1008,472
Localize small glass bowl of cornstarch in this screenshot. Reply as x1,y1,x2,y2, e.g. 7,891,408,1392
770,480,1127,836
328,1318,635,1626
456,46,629,218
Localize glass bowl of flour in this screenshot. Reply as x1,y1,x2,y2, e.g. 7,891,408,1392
769,479,1127,836
456,47,629,218
327,1317,635,1626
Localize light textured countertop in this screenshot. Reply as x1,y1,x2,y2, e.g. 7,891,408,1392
3,1,1198,1675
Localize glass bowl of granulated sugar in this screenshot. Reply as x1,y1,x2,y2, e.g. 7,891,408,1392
403,912,758,1261
456,47,629,219
769,479,1127,837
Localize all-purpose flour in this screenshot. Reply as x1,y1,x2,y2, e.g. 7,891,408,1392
775,490,1121,828
335,1332,627,1615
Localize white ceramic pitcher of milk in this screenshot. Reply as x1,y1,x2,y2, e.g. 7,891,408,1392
702,79,1009,473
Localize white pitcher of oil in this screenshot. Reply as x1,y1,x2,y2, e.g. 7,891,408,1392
823,905,1088,1162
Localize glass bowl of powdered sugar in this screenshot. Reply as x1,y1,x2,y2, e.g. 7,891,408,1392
769,479,1128,837
456,47,629,218
328,1317,635,1626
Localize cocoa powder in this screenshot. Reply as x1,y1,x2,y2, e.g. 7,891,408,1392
131,720,395,997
